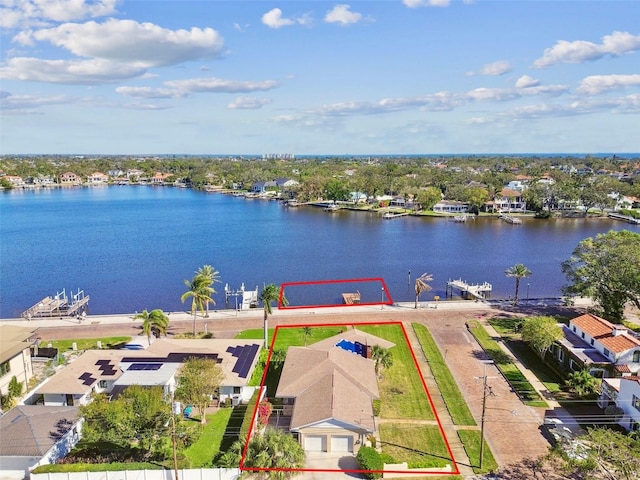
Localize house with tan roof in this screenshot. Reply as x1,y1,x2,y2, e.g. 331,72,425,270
0,326,37,400
275,329,394,453
550,314,640,378
0,405,82,479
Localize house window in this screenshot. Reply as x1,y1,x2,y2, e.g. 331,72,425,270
572,326,577,332
633,395,640,412
590,339,595,346
98,380,107,389
634,351,640,363
581,332,585,339
569,359,579,371
603,348,610,358
558,349,565,362
0,361,10,377
233,386,241,395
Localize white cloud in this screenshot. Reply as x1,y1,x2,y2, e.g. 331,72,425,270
533,30,640,68
115,86,185,99
515,75,540,88
576,74,640,95
0,0,118,28
0,91,76,110
0,57,146,84
467,60,511,76
14,19,224,68
261,8,311,29
325,5,363,25
164,77,278,94
227,96,272,109
403,0,450,7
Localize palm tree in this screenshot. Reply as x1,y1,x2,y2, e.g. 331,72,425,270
505,263,532,306
566,369,600,397
259,284,288,348
414,272,433,309
181,274,214,336
194,265,221,317
133,309,169,345
371,345,393,378
302,326,313,346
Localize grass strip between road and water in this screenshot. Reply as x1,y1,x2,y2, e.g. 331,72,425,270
37,337,132,351
412,323,476,426
467,320,548,408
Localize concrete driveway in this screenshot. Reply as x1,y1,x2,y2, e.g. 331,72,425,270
297,452,366,480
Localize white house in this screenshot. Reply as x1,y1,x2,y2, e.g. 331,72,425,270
0,405,82,480
433,200,469,213
86,172,108,185
0,326,36,400
599,377,640,432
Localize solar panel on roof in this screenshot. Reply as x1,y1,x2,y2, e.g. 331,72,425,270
95,360,110,366
102,369,117,376
78,372,97,386
227,346,237,356
128,363,162,371
231,344,259,378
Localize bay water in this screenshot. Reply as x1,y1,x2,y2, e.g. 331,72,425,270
1,186,637,318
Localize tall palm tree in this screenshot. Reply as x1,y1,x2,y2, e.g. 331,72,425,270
181,274,214,336
259,284,288,348
194,265,220,317
371,345,393,378
414,272,433,309
133,309,169,345
505,263,532,306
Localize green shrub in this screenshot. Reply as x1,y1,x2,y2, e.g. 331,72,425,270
356,446,383,479
372,399,381,416
238,390,260,439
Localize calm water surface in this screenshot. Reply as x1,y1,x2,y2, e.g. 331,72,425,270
1,186,637,317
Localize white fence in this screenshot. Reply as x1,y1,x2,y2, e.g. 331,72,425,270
31,469,240,480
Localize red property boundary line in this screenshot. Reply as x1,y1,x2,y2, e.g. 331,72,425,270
278,277,394,309
239,320,460,477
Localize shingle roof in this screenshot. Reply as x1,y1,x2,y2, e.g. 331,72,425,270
0,325,37,364
0,405,79,456
571,314,640,354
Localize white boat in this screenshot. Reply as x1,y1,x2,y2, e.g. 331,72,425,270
325,204,340,212
452,214,467,222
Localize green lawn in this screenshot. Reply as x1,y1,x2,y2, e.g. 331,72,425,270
235,326,346,349
183,409,233,467
380,424,452,469
358,324,434,420
38,337,132,351
467,320,547,407
457,430,499,474
412,323,476,426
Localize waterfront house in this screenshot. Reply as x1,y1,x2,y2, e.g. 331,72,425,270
598,376,640,432
2,175,26,188
59,172,80,185
0,326,37,400
126,169,145,181
0,405,82,479
433,200,469,213
549,314,640,378
150,172,172,185
250,180,277,194
275,329,394,453
87,172,108,185
274,177,299,189
491,188,527,212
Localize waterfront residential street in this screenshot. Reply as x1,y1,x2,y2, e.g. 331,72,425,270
4,299,599,477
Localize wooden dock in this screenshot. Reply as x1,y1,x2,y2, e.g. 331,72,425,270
608,212,640,224
342,291,361,305
22,289,90,319
447,279,492,300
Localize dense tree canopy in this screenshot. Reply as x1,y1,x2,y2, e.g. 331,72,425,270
562,230,640,322
521,316,563,359
175,357,224,424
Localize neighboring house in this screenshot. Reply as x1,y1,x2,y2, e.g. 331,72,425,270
144,339,261,404
86,172,108,184
349,191,368,204
33,340,261,407
493,188,527,212
59,172,80,185
1,176,25,188
276,329,394,453
0,326,37,399
433,200,469,213
250,181,277,193
126,169,145,181
274,178,299,189
505,180,526,192
599,376,640,432
33,350,125,406
550,314,640,378
150,172,172,184
0,405,82,480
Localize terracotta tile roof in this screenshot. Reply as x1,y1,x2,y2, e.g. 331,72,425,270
615,364,632,373
571,313,640,354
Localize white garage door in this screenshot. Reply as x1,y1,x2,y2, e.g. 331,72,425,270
331,435,353,452
304,435,326,452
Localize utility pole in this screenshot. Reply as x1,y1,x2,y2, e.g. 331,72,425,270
170,397,180,480
475,361,497,470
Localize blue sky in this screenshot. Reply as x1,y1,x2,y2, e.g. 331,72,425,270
1,0,639,155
